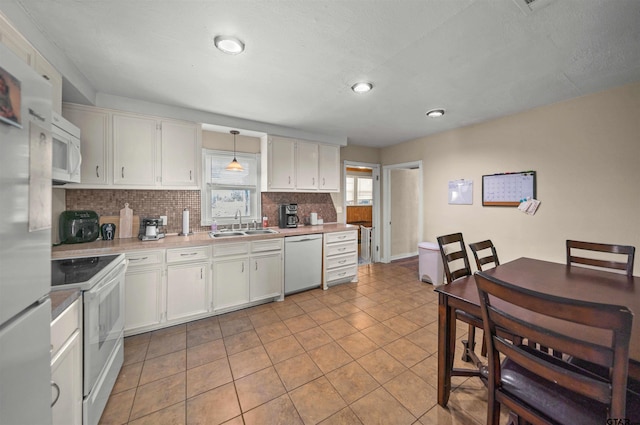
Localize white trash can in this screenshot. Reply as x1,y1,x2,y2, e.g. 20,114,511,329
418,242,444,285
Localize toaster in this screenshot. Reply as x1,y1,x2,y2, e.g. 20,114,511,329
59,210,100,244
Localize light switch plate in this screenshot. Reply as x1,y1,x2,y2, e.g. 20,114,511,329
160,215,167,225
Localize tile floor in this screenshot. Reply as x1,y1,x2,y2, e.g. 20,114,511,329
99,259,510,425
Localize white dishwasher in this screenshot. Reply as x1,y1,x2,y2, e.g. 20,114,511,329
284,234,323,294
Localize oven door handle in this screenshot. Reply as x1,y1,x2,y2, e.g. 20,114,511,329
85,261,127,298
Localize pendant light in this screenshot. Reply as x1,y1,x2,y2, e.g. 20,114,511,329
226,130,244,171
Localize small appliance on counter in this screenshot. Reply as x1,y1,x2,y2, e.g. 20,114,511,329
101,223,116,241
59,211,100,244
139,218,165,241
279,203,299,228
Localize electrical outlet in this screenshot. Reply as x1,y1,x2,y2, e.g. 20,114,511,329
160,215,167,226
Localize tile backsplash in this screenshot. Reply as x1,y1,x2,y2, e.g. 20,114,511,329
65,190,337,234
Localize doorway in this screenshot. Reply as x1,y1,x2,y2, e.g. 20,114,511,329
343,161,380,264
382,161,423,263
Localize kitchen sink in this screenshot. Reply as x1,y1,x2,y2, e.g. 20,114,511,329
208,229,279,238
209,231,246,238
244,229,279,235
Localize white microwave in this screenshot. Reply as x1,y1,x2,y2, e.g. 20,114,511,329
52,112,82,184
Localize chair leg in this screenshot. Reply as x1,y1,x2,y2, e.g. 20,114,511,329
461,324,476,362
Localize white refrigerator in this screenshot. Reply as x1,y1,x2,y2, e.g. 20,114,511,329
0,43,53,424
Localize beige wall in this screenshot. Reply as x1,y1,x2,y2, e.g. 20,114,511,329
381,81,640,275
202,130,261,153
390,168,420,258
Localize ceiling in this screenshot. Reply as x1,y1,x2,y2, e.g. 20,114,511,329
4,0,640,147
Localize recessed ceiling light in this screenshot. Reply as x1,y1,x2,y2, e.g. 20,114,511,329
426,109,445,118
214,35,245,55
351,82,373,93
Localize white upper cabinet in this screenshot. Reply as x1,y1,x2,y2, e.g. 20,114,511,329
62,103,200,189
318,144,340,191
261,135,340,193
63,104,110,186
296,141,319,190
113,113,159,186
161,120,200,187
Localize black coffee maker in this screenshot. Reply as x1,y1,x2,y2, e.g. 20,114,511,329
278,204,299,228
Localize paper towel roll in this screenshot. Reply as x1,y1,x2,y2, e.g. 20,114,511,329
182,208,189,235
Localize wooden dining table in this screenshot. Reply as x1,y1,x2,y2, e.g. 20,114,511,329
435,257,640,407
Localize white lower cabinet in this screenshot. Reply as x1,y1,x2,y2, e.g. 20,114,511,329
124,250,165,335
50,298,82,425
166,246,211,322
323,230,358,289
213,239,283,312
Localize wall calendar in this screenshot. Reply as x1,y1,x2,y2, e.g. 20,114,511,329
482,171,536,207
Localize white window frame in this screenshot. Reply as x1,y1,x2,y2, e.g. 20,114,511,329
346,173,373,206
200,149,261,226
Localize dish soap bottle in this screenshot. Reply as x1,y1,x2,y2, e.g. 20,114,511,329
211,220,217,232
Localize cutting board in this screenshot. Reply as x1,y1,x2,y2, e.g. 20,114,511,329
100,215,140,239
119,203,133,238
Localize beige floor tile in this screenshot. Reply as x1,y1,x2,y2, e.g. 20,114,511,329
360,322,401,346
186,323,222,347
410,355,439,389
151,324,186,338
242,394,304,425
186,382,241,425
127,401,185,425
186,357,233,398
316,292,347,306
273,303,305,320
382,315,422,336
123,341,148,366
139,350,186,386
325,361,380,404
186,315,219,330
405,327,439,354
228,345,272,379
274,352,323,391
297,297,326,313
248,309,281,328
401,305,438,327
289,377,347,424
235,366,286,412
383,337,429,368
219,316,254,337
342,311,379,330
186,338,226,369
295,326,333,351
221,416,244,425
336,332,378,359
308,341,353,374
320,318,359,340
319,406,363,425
283,313,317,333
264,334,305,364
357,348,407,385
363,303,398,321
112,361,143,394
330,301,361,317
125,333,151,347
418,402,483,425
254,320,292,344
307,306,341,324
350,387,416,425
98,387,135,425
216,308,249,322
223,329,262,355
129,373,186,421
146,332,186,360
383,370,437,417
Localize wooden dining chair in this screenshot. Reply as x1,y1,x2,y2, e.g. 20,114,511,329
436,233,480,362
566,240,635,276
475,271,638,425
469,239,499,271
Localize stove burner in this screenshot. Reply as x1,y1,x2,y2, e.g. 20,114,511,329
51,254,121,288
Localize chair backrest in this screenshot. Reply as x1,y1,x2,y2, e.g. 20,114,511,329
437,233,472,283
475,271,633,423
566,240,635,276
469,240,500,271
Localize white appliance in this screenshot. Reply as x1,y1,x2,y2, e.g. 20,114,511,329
0,43,53,424
52,111,81,184
284,234,323,294
51,254,126,425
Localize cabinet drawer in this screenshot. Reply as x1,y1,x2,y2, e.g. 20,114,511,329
325,252,357,270
325,231,357,244
126,250,164,267
167,246,210,263
51,298,80,356
251,238,283,253
212,242,249,258
325,241,357,257
325,265,358,284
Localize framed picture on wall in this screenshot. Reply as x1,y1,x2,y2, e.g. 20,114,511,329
0,65,22,128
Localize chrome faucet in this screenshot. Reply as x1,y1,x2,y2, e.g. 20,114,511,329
233,209,243,230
